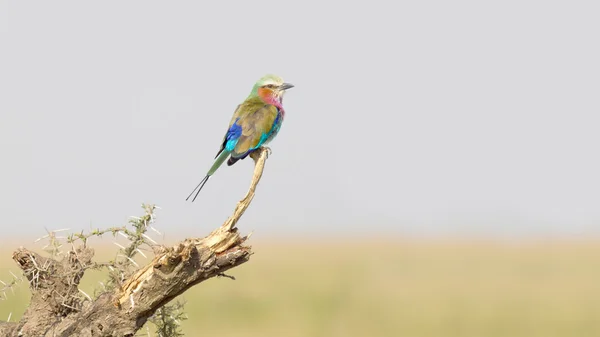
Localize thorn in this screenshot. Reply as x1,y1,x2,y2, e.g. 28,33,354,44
142,234,157,244
217,272,236,281
79,288,92,301
34,236,48,243
150,226,162,236
136,248,147,258
61,302,79,311
118,254,139,267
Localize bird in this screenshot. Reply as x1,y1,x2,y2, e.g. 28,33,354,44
186,74,294,202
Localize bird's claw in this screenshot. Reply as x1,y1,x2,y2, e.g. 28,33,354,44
262,146,272,157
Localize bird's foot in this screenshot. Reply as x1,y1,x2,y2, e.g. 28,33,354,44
262,146,272,157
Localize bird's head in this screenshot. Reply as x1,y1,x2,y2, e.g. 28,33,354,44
249,74,294,104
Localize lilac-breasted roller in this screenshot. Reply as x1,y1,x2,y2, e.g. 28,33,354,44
186,74,294,202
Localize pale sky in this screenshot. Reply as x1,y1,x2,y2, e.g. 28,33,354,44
1,1,599,239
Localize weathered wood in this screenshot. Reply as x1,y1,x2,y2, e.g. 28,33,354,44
0,147,270,337
12,246,94,336
0,322,17,336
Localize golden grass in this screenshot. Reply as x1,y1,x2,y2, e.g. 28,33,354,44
1,239,599,337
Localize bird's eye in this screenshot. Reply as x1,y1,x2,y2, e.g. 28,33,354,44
264,84,274,89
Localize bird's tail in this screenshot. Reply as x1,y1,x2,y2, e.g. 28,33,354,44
186,150,230,202
207,150,230,176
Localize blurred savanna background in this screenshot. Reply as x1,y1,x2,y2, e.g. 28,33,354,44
2,239,600,336
1,1,599,336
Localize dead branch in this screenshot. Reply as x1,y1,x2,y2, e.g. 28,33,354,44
0,147,270,337
0,322,17,336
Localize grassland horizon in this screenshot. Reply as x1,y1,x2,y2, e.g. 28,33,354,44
1,238,599,337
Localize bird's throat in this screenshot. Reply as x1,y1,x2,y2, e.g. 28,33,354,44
258,87,283,108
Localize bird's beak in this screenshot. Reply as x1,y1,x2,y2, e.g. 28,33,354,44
280,83,294,90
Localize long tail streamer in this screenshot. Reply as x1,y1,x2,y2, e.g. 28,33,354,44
186,175,210,202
